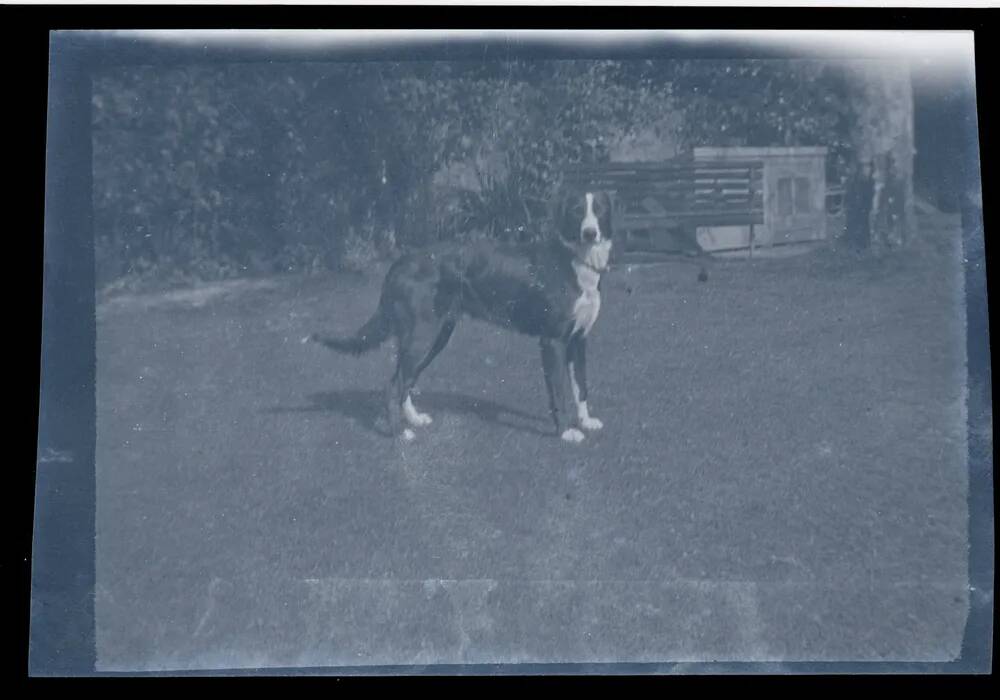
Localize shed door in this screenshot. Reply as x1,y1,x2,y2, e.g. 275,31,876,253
769,159,826,243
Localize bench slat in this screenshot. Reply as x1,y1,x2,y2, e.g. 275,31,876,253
563,159,765,173
570,172,762,183
621,213,764,227
563,158,766,237
620,194,762,204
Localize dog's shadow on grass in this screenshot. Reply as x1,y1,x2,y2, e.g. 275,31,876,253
271,389,552,438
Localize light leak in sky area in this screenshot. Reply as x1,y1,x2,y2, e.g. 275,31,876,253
91,29,974,63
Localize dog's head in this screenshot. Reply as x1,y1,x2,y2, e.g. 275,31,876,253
555,189,614,269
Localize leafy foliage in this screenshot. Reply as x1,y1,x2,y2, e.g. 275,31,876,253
92,58,910,290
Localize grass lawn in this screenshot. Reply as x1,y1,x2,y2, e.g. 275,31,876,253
95,215,972,670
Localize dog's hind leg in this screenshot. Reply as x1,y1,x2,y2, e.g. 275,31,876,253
381,319,420,440
382,349,430,441
384,363,409,439
417,318,457,376
402,318,457,427
402,395,432,428
382,270,461,439
395,317,458,433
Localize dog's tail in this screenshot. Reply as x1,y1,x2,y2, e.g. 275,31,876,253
303,303,392,356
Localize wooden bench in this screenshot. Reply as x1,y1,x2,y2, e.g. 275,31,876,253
562,159,766,265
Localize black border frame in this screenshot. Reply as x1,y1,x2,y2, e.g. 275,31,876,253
16,5,995,678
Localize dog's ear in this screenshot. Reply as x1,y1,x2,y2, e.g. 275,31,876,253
595,191,614,240
553,190,579,243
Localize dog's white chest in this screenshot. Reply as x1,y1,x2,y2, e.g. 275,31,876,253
571,262,602,336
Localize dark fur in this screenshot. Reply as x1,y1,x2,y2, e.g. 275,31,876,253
309,190,614,439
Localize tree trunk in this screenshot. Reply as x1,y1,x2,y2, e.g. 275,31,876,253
845,59,916,250
844,159,874,250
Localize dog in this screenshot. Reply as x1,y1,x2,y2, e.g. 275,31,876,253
305,190,614,443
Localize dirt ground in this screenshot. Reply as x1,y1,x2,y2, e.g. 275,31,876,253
95,214,973,670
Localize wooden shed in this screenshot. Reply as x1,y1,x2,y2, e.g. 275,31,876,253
692,146,828,252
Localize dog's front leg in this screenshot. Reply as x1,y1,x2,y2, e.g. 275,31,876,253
568,335,603,431
540,337,584,443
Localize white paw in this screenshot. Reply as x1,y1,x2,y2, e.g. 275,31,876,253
561,428,585,443
403,397,433,427
402,428,416,442
406,412,433,427
580,416,604,431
